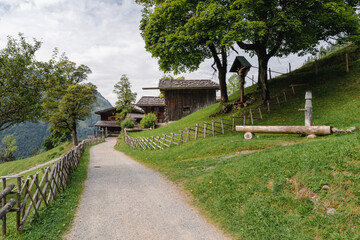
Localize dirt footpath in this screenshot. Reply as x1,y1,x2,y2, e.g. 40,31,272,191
64,138,230,240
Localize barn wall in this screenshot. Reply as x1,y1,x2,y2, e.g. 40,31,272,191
165,89,216,121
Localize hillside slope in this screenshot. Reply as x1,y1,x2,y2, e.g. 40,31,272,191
0,91,112,159
117,44,360,239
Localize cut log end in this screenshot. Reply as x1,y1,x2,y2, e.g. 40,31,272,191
244,132,254,140
307,134,316,139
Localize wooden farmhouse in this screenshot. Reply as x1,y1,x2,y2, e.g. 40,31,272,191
136,96,166,123
144,80,219,121
94,106,144,136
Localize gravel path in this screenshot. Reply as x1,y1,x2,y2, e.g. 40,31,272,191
65,138,230,240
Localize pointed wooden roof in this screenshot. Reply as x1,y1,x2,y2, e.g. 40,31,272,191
229,56,252,72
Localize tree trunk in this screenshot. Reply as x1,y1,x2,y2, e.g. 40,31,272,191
72,125,78,146
218,66,228,103
257,55,270,103
208,44,228,103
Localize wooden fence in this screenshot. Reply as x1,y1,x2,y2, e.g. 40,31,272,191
124,84,308,150
0,136,103,236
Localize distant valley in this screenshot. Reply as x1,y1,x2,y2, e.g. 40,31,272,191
0,92,113,159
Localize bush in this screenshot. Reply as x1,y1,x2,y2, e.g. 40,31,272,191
121,117,135,129
139,113,157,128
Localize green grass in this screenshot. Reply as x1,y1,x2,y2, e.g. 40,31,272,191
116,44,360,239
1,142,99,240
0,142,72,177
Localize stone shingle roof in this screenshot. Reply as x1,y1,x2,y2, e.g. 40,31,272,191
136,96,166,106
94,121,120,128
95,106,144,115
158,80,219,90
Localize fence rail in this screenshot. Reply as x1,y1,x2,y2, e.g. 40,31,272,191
124,84,308,150
0,136,104,236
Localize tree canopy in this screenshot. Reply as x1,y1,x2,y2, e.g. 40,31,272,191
42,54,96,146
0,34,44,131
139,0,231,102
113,74,137,122
45,83,97,146
226,0,360,102
138,0,360,103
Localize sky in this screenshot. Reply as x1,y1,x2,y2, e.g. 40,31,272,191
0,0,310,106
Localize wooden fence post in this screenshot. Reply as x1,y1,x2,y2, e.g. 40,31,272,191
195,124,199,140
290,85,296,95
170,133,174,146
203,122,207,138
269,68,272,79
276,96,280,105
179,131,183,143
163,135,167,147
16,177,21,231
2,178,6,236
232,116,235,131
249,109,254,125
187,128,190,141
283,89,287,102
243,110,246,126
211,121,215,136
289,62,291,73
220,120,224,134
258,107,263,120
267,100,270,113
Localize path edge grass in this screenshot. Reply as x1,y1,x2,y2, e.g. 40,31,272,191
2,141,103,240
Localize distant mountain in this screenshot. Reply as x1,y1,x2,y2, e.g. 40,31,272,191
0,92,113,159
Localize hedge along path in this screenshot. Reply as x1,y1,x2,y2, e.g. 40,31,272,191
65,138,230,240
124,84,309,150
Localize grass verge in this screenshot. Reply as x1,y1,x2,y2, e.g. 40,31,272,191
1,142,101,240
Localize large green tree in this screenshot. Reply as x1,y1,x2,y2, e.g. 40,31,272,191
113,74,137,122
226,0,360,102
45,83,97,146
42,54,96,146
138,0,231,102
0,34,44,131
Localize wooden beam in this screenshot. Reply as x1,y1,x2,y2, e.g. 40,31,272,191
236,126,331,135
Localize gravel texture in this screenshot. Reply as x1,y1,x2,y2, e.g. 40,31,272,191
65,138,230,240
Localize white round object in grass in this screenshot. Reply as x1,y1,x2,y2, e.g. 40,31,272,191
244,132,254,140
307,134,316,139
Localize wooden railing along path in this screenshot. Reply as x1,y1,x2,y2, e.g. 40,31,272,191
124,84,308,150
0,136,104,236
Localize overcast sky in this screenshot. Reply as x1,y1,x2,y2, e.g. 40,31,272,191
0,0,310,106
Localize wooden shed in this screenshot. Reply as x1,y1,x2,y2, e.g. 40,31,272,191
144,80,219,121
136,96,166,123
94,106,144,136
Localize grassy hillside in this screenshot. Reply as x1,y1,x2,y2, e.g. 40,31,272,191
117,44,360,239
0,142,72,177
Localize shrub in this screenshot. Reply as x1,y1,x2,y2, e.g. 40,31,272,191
139,113,157,128
121,117,135,129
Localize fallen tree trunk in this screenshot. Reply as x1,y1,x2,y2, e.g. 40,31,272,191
235,126,332,135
